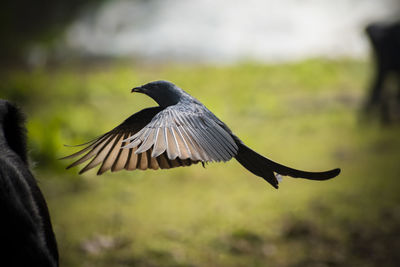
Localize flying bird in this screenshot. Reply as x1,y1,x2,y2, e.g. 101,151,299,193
63,80,340,188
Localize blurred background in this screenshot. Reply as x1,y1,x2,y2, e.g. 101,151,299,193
1,0,400,266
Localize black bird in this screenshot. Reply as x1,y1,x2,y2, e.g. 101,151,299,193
63,81,340,188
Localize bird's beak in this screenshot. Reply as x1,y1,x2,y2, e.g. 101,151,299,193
131,86,143,93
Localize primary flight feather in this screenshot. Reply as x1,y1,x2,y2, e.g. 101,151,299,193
62,80,340,188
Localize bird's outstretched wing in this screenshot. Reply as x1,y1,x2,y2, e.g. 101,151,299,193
123,104,238,162
62,107,198,174
62,105,238,175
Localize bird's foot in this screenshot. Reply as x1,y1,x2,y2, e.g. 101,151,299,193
275,173,283,183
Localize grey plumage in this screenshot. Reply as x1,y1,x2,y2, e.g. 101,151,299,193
126,104,238,162
62,80,340,188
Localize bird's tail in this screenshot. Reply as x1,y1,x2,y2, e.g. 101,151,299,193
234,142,340,189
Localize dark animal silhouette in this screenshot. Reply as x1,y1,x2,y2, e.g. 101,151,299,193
365,20,400,119
63,81,340,189
0,100,58,267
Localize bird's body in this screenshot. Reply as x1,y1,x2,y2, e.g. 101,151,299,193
63,81,340,188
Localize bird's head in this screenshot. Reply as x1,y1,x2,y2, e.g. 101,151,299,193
132,80,185,107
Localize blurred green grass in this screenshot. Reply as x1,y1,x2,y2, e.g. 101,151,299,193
2,59,400,267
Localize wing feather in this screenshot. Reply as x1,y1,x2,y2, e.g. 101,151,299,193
66,134,113,169
156,153,171,169
171,126,190,159
111,132,131,172
206,119,238,153
152,127,167,158
177,111,215,161
204,119,237,154
193,118,231,161
168,156,181,168
98,133,124,174
138,151,148,170
183,116,220,161
136,128,156,154
126,148,138,170
61,134,108,160
173,110,204,161
166,127,180,159
79,135,118,174
177,124,204,161
203,122,235,160
148,149,159,170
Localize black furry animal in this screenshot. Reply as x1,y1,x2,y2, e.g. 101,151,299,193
0,100,58,267
365,21,400,112
63,81,340,189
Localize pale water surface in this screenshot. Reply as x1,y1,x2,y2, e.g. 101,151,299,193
64,0,399,63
